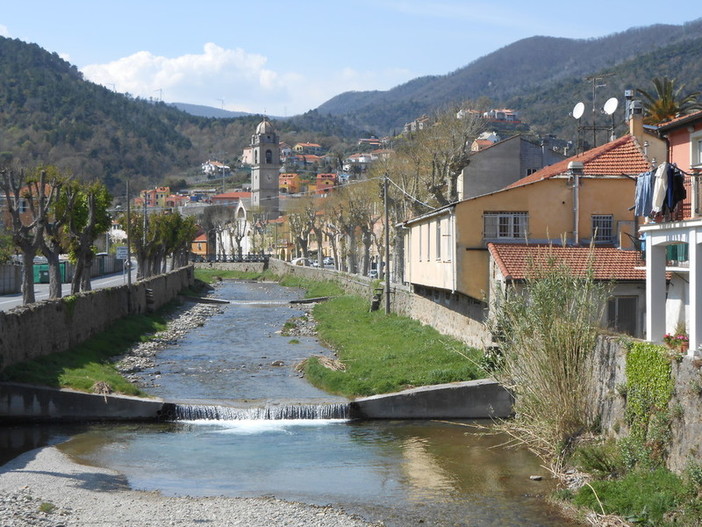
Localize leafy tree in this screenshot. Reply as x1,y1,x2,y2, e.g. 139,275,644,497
64,181,112,293
636,77,702,124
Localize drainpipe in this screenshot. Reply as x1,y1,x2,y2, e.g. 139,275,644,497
569,161,584,246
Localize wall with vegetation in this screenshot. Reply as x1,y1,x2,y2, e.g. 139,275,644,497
592,336,702,474
0,266,193,371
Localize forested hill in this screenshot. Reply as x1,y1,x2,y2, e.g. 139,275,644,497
0,37,202,192
318,19,702,136
0,37,364,194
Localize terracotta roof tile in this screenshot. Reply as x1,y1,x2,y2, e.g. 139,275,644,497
505,135,651,189
487,243,646,281
657,109,702,130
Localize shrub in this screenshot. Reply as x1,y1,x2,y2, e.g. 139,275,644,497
488,248,611,467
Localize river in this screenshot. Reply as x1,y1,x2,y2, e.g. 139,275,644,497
2,280,582,526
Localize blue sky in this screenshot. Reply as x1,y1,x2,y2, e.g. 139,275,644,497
1,1,699,116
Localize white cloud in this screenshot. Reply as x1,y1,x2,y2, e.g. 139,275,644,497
0,25,11,37
80,42,415,116
81,43,291,113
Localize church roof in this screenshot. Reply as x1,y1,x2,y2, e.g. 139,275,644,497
256,118,275,134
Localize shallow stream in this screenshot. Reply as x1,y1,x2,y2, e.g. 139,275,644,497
3,280,581,526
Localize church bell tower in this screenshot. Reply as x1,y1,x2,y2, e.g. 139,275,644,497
250,118,281,218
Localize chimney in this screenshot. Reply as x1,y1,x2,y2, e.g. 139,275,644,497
628,100,645,142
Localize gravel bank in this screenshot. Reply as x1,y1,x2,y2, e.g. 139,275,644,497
0,447,381,526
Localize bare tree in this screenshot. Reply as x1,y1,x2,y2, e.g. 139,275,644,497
0,168,59,304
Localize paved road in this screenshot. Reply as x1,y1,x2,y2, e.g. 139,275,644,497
0,268,136,312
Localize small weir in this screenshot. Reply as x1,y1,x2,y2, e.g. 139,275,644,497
171,402,350,421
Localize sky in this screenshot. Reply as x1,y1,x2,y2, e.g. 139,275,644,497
1,1,700,116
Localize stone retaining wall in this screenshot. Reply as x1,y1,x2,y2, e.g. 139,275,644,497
590,335,702,474
0,266,194,370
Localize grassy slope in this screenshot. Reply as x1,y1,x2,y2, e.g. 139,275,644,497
306,295,483,397
0,311,170,396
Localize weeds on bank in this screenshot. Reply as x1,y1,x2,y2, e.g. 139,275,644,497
278,274,344,298
303,295,483,397
0,308,173,396
194,268,279,283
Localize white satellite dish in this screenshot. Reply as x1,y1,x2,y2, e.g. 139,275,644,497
572,102,585,119
603,97,619,115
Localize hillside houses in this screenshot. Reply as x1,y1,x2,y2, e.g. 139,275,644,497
401,113,656,346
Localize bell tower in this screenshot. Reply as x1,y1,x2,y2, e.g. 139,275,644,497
251,118,281,218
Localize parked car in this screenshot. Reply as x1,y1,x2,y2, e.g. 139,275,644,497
290,257,312,267
323,256,334,266
369,269,378,279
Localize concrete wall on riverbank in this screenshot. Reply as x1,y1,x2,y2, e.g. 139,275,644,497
0,266,194,370
351,379,513,419
0,383,165,423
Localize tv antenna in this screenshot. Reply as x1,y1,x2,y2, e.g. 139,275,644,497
572,102,585,152
571,74,618,151
603,97,619,141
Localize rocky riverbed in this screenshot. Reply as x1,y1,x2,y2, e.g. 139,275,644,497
114,299,226,386
0,447,381,526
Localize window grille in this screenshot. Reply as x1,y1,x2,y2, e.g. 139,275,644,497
483,212,528,239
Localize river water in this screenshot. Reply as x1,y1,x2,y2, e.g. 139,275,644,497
3,281,582,526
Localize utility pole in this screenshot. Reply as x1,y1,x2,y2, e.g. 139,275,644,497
384,174,390,314
126,180,132,310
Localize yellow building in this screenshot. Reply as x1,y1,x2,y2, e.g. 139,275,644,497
402,133,652,305
279,173,301,194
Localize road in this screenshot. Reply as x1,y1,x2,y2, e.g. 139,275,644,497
0,267,136,312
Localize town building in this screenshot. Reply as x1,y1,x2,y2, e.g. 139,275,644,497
458,134,567,200
401,121,654,345
250,118,281,218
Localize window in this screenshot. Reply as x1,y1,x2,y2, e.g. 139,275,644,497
592,215,613,243
418,224,422,261
15,198,28,213
425,223,431,261
607,296,637,336
265,149,273,163
694,137,702,168
483,212,528,239
435,220,441,260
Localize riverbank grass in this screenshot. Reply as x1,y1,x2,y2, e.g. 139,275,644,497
304,294,483,397
0,311,171,397
194,268,279,283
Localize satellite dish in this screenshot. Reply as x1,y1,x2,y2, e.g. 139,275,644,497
603,97,619,115
572,102,585,119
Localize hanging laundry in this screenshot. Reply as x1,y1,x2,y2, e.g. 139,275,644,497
651,162,669,215
634,170,655,217
665,164,687,213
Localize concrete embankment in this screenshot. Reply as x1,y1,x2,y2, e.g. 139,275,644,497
0,379,513,423
0,382,165,423
350,379,513,420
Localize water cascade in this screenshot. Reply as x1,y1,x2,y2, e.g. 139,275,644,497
171,402,350,421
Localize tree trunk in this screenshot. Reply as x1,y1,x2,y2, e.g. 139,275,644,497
21,250,36,304
44,249,63,299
